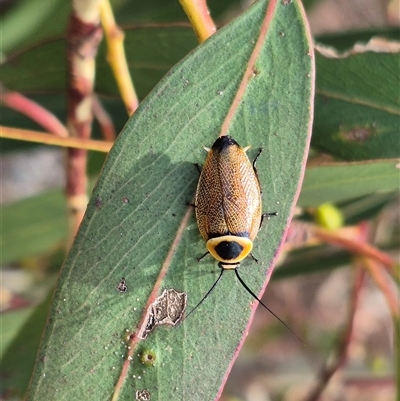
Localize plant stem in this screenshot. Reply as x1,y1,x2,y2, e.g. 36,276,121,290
0,88,68,137
179,0,216,42
303,268,364,401
100,0,139,115
66,0,103,243
0,126,112,152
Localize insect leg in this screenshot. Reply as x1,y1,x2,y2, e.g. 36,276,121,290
252,147,264,193
252,147,263,169
259,212,278,230
250,253,259,263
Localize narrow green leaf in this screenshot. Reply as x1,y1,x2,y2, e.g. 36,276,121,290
1,296,52,398
26,1,314,400
0,0,70,54
0,27,198,99
0,190,67,264
299,160,400,206
312,40,400,160
273,246,352,279
339,192,399,224
1,307,35,357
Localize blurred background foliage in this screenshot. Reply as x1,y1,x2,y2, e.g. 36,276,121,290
1,0,399,400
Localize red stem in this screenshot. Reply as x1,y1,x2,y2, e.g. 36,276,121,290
65,9,103,238
303,268,365,401
0,89,68,137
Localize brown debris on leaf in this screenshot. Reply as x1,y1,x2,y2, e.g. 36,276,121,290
138,288,187,339
135,389,151,400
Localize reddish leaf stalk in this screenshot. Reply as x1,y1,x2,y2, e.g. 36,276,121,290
362,257,399,319
303,268,365,401
0,88,68,137
283,220,322,251
66,1,103,242
314,226,396,274
92,95,116,141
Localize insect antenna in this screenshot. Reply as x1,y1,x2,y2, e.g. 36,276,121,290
184,269,224,321
234,268,304,344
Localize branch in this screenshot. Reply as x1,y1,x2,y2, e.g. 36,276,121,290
92,94,116,141
303,268,365,401
1,126,112,153
66,0,103,241
99,0,139,115
179,0,216,42
0,88,68,137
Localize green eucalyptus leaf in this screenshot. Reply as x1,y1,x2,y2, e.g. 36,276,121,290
26,1,314,400
0,0,70,54
1,190,67,264
299,159,399,206
0,26,198,99
1,295,53,398
274,246,352,279
312,40,400,160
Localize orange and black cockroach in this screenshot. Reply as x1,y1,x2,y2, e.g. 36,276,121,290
188,135,299,338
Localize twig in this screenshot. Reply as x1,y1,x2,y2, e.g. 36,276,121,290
179,0,216,42
314,226,396,276
303,268,365,401
0,126,112,153
362,257,399,319
66,0,103,242
0,88,68,137
100,0,139,115
92,95,116,141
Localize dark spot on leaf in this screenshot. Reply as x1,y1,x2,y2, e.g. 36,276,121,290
125,332,135,341
94,196,102,208
117,278,128,293
139,349,157,366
